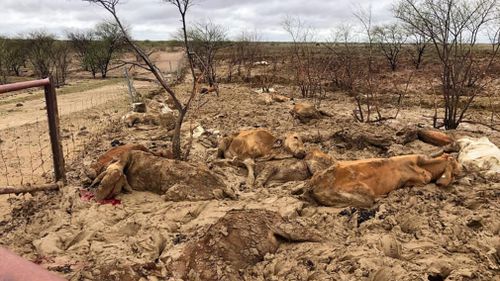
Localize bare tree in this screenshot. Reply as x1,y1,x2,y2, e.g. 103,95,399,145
25,31,71,87
185,20,227,91
326,25,360,96
53,41,72,86
68,30,100,78
27,31,56,79
5,39,28,76
405,26,428,69
352,5,377,122
373,23,407,71
233,31,262,80
94,21,126,78
83,0,203,159
0,37,8,84
395,0,500,129
282,16,329,99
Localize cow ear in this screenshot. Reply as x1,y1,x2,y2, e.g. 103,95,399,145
273,139,283,148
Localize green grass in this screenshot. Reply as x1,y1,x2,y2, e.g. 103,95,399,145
0,78,123,106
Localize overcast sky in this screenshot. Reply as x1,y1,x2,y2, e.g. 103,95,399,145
0,0,395,41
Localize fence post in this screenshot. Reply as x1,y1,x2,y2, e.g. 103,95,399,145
44,76,66,184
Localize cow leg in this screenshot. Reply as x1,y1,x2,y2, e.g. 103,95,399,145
416,156,451,183
123,177,133,192
404,166,433,187
255,165,279,188
212,158,247,169
89,170,107,189
243,158,256,187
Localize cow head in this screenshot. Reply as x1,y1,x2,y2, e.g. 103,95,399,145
436,155,462,187
283,133,306,159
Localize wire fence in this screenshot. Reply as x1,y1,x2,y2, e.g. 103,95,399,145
0,79,129,188
0,56,184,190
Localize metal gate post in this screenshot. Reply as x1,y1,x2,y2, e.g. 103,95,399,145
43,77,66,184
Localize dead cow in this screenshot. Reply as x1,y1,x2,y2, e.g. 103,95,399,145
217,129,307,186
91,150,235,201
218,129,306,160
458,137,500,180
307,154,461,208
169,209,321,281
87,144,149,180
290,102,332,123
257,93,291,105
251,148,335,187
417,129,454,147
122,112,176,130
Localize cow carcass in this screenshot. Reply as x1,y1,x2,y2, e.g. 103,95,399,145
458,137,500,180
218,129,306,160
290,102,332,123
417,129,455,147
250,148,335,187
91,150,235,201
122,112,176,130
86,144,150,180
216,129,307,186
257,93,291,105
169,209,320,281
307,154,461,207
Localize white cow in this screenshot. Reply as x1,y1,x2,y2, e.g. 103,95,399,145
457,137,500,180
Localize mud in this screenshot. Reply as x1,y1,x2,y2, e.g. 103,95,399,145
1,81,499,281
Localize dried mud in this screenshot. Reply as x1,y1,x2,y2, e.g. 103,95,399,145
1,82,499,281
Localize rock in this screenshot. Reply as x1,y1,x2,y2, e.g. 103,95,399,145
379,234,402,259
192,125,205,139
132,102,147,113
33,233,63,256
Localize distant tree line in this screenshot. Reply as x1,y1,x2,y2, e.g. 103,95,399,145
0,21,125,86
68,21,126,79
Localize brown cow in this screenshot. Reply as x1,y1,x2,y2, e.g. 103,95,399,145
200,85,219,95
290,102,332,123
217,129,307,186
87,144,150,180
307,154,461,208
122,112,176,130
417,129,454,147
91,150,235,201
218,129,306,160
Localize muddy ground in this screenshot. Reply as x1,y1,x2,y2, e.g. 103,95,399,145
0,77,499,281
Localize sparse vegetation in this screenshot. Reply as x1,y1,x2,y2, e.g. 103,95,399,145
1,1,500,281
395,0,500,129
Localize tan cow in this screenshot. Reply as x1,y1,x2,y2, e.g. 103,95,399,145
417,129,454,147
217,129,308,186
122,112,176,130
307,154,461,208
290,102,332,123
91,150,235,201
86,144,150,180
217,129,307,186
218,129,306,160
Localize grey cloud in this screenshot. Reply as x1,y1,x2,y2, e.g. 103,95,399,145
0,0,396,40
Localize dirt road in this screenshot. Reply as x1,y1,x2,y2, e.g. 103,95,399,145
0,81,126,131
